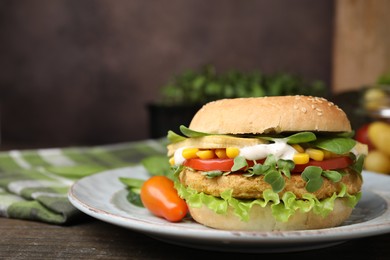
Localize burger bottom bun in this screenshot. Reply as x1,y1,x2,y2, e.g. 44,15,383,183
188,198,353,231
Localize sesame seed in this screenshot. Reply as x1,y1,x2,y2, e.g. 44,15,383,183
301,107,307,113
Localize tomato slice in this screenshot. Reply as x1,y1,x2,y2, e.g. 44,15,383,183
291,156,353,173
183,156,353,173
183,158,235,172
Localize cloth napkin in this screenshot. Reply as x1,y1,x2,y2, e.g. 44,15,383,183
0,139,167,224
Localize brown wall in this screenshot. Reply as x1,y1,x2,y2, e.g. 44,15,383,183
332,0,390,93
0,0,334,147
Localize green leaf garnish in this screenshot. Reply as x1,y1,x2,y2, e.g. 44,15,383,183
277,159,294,178
119,177,144,188
201,170,224,178
260,156,291,192
172,165,184,178
179,125,211,138
261,132,317,144
313,137,356,154
119,177,145,207
264,154,277,167
350,154,365,175
264,170,285,193
231,156,248,171
301,166,324,192
284,132,317,144
126,189,144,207
167,130,186,143
322,170,342,182
242,155,293,193
245,163,271,177
333,131,355,138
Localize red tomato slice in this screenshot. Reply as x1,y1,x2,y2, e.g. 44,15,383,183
291,156,353,173
183,156,353,173
183,158,235,172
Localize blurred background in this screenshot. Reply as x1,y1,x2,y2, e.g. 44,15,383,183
0,0,389,148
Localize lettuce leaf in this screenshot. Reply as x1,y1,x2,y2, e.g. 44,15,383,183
175,181,361,222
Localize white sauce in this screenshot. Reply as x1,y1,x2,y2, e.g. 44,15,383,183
174,139,297,166
239,140,296,161
174,147,187,166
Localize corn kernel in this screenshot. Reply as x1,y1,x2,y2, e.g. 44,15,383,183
323,150,332,159
293,153,310,165
182,148,199,159
169,157,175,165
215,149,228,159
226,147,240,158
196,150,215,159
323,150,340,159
292,144,305,153
306,148,324,161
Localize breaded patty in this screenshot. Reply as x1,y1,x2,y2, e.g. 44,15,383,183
179,168,362,200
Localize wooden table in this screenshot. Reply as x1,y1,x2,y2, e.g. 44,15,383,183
1,216,390,259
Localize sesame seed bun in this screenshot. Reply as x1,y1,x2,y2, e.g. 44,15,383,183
189,96,352,134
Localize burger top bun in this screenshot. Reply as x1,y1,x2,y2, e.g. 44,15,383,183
189,96,352,134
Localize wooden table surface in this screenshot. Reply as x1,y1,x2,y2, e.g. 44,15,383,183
1,216,390,259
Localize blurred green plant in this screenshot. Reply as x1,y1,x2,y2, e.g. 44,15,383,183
377,71,390,85
159,65,327,106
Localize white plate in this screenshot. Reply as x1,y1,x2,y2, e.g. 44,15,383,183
68,166,390,253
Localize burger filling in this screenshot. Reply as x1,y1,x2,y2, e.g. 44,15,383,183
168,125,367,222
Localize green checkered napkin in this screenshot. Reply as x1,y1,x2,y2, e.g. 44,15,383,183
0,139,167,224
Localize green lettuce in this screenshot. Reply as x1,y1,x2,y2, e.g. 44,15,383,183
175,181,361,222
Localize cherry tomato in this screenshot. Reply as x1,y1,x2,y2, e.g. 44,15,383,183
356,124,375,150
140,176,188,222
183,156,353,173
